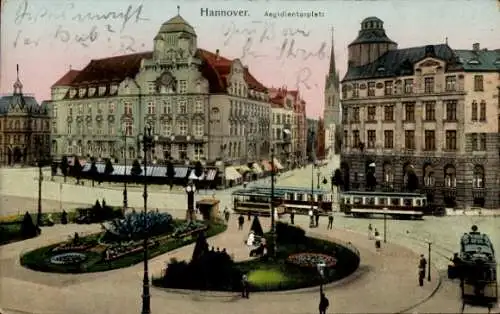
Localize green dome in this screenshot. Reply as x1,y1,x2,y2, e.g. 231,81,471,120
158,15,196,36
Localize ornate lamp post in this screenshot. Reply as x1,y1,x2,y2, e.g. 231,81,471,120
35,137,50,227
317,262,326,292
317,168,321,189
383,207,388,243
185,180,196,222
137,123,157,314
426,240,432,282
310,129,315,217
122,123,128,212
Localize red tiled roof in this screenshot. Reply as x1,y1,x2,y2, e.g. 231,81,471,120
51,70,80,87
53,49,268,97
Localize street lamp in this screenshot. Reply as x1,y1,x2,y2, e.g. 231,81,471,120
270,147,276,256
317,262,326,292
136,123,158,314
122,123,128,212
426,240,432,282
220,143,227,189
383,207,388,243
317,168,321,189
310,129,315,223
35,137,50,227
185,180,196,222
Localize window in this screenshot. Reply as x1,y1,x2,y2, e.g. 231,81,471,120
424,130,435,151
473,166,485,188
445,76,456,91
148,82,156,94
367,130,376,148
125,120,133,136
162,121,172,136
479,133,486,150
404,79,413,94
68,105,73,116
471,133,478,151
471,101,478,121
424,101,435,121
445,130,457,150
444,166,456,188
87,104,92,114
367,82,375,96
108,121,115,135
194,121,204,136
124,102,132,115
353,130,360,148
343,131,348,148
405,130,415,150
342,109,348,123
178,120,187,135
404,103,415,121
52,121,57,134
178,100,187,114
147,102,155,114
445,100,457,121
474,75,484,91
163,100,172,114
384,105,394,121
384,130,393,149
109,103,115,114
479,101,486,121
178,143,187,160
194,143,204,160
194,99,203,113
352,107,360,122
423,164,435,187
352,83,359,97
367,106,376,121
162,144,171,159
424,77,434,93
384,81,393,95
67,122,72,134
52,105,58,117
179,80,187,94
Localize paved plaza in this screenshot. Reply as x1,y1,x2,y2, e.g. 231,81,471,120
0,156,498,313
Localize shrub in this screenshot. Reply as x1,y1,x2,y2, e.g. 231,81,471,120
191,231,209,262
250,216,264,237
102,211,174,242
276,222,305,244
20,212,40,239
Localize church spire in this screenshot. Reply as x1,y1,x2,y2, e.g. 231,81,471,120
177,5,180,15
328,27,337,75
13,64,23,95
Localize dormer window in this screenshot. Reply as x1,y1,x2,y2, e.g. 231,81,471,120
88,87,96,96
110,84,118,94
69,89,77,98
78,88,86,97
98,86,106,96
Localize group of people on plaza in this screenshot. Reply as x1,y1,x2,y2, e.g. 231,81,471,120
367,223,382,251
306,209,335,230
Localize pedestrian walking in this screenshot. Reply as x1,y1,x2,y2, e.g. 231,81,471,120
224,207,230,224
368,223,373,240
238,215,245,230
327,212,334,230
309,209,314,227
290,210,295,225
241,274,249,298
319,292,329,314
315,212,320,227
374,229,381,251
418,254,427,286
247,211,251,221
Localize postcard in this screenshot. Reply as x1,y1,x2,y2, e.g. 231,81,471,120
0,0,499,313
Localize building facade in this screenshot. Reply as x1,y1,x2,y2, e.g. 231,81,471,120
0,68,51,166
323,28,342,155
306,118,318,161
340,17,500,209
50,14,273,172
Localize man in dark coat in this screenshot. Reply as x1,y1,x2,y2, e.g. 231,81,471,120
290,210,295,225
319,292,329,314
238,215,245,230
241,274,249,298
418,254,427,286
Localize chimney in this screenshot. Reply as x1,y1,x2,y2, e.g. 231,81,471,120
473,43,480,51
215,49,220,60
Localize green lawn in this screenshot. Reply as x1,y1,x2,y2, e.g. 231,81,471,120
247,267,288,289
20,221,227,273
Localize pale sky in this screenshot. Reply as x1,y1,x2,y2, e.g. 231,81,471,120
1,0,499,118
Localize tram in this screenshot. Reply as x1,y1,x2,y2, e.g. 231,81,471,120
231,186,333,216
231,189,286,217
448,225,497,313
339,191,427,219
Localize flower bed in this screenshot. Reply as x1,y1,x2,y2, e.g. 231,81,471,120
172,221,207,238
287,253,337,268
104,240,157,261
52,244,93,253
50,252,87,265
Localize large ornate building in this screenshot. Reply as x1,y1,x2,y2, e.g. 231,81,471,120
0,67,51,166
340,17,500,209
49,13,275,177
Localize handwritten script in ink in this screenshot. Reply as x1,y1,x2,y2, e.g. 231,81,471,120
12,0,149,53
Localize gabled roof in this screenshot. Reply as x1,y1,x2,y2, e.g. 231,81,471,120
342,44,457,82
453,49,500,71
51,70,80,87
0,94,44,115
52,49,267,98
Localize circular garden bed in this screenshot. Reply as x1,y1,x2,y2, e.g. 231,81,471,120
20,212,227,274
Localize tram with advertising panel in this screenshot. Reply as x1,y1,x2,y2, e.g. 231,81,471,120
231,186,333,216
448,225,497,313
339,191,427,220
231,189,286,217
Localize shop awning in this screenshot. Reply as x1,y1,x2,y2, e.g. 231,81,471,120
225,166,242,181
188,169,205,180
206,169,217,181
273,158,284,170
174,166,189,178
261,160,272,172
237,165,252,173
252,163,263,174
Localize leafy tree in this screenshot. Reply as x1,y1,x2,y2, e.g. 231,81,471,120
104,159,114,177
72,156,83,184
89,157,98,187
250,215,264,237
60,156,69,183
131,159,142,177
166,159,176,190
191,231,209,262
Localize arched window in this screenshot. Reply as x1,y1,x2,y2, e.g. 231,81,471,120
52,140,58,154
473,165,485,188
444,165,456,187
383,162,393,183
228,142,232,158
87,141,92,155
423,164,435,187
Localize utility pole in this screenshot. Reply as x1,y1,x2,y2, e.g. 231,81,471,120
270,147,276,256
